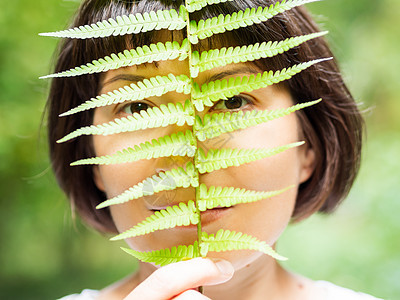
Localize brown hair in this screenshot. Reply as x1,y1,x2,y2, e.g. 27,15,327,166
47,0,363,232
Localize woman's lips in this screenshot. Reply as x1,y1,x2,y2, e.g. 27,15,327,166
199,206,232,227
148,205,233,228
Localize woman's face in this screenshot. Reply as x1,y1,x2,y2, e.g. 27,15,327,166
92,59,315,270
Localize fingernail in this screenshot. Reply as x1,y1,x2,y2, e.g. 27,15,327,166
214,259,234,277
202,258,234,285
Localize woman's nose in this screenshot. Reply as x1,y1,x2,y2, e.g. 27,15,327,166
152,120,195,172
155,155,193,174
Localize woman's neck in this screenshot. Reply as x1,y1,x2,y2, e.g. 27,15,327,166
203,254,285,300
99,251,316,300
132,254,312,300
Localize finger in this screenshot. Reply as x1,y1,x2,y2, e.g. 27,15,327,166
124,257,233,300
172,289,211,300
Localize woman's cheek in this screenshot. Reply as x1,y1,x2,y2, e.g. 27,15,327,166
95,161,144,198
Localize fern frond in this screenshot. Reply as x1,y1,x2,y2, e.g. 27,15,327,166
39,6,187,39
60,74,191,117
96,162,198,209
196,141,304,174
111,201,199,240
192,58,330,111
71,130,196,166
200,229,286,260
190,31,327,77
121,242,199,266
41,0,332,268
197,184,293,211
195,99,321,141
57,100,194,143
40,39,189,79
188,0,319,44
186,0,234,13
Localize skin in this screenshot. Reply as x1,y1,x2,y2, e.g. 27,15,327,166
92,59,318,299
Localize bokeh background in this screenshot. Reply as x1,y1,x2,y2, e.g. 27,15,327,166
0,0,399,299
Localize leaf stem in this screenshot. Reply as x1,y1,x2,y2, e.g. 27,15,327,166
184,1,204,294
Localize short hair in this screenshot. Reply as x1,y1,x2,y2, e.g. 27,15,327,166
47,0,363,233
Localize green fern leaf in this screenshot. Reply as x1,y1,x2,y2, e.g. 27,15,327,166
57,100,194,143
111,201,199,240
96,162,199,209
195,99,321,141
196,141,304,174
71,130,196,166
41,0,332,266
121,241,199,266
200,229,287,260
39,6,187,39
60,74,191,117
188,0,319,44
40,39,189,79
186,0,234,13
197,184,293,211
190,31,327,77
192,58,330,111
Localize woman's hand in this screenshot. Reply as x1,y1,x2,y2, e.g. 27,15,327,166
123,257,234,300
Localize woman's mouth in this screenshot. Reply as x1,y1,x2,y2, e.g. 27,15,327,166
198,206,233,226
148,205,233,228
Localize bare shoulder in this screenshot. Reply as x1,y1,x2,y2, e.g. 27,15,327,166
284,271,382,300
311,280,383,300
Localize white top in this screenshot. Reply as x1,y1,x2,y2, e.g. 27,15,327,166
58,289,99,300
313,281,383,299
58,281,383,299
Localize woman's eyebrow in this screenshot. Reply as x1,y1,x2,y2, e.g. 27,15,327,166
204,65,259,84
103,74,147,87
103,65,258,87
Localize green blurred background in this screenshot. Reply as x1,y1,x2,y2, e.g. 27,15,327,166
0,0,399,299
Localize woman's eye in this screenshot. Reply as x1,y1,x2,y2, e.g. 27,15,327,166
121,102,150,115
212,95,252,111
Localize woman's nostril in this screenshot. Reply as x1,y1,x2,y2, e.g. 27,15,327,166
156,168,165,174
154,156,193,174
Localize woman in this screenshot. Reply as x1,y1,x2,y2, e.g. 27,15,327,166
44,0,380,298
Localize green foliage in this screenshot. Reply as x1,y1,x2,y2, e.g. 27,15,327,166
111,201,199,240
186,0,234,13
57,100,195,143
43,0,326,268
121,242,199,267
96,162,199,209
60,74,191,117
40,39,189,79
195,99,321,141
197,184,294,211
200,229,286,260
191,59,329,111
188,0,319,44
190,31,328,77
71,130,196,166
40,6,188,39
195,142,304,174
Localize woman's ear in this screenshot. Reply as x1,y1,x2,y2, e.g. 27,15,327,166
93,166,106,192
299,145,316,184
